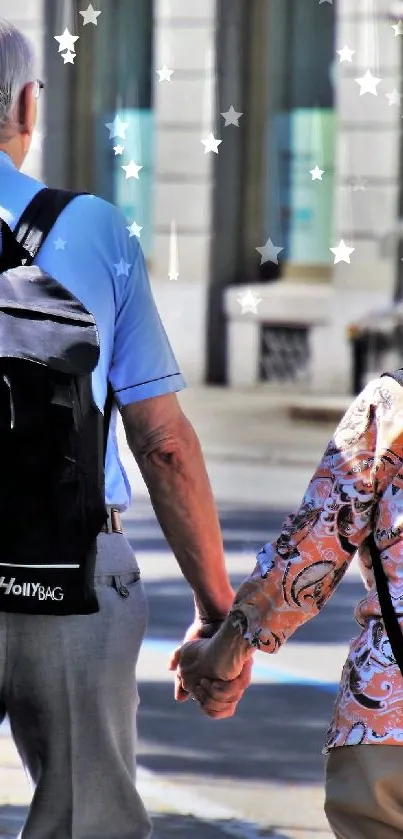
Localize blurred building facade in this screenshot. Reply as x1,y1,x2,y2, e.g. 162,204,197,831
216,0,402,394
10,0,215,387
4,0,402,394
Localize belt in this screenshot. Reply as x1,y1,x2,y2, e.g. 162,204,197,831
95,570,140,596
100,507,123,535
98,507,138,595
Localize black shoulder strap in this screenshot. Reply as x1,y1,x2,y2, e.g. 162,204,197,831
374,368,403,672
13,187,86,265
368,532,403,676
381,369,403,387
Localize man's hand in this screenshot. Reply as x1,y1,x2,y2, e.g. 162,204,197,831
168,618,226,701
193,660,253,719
177,633,254,719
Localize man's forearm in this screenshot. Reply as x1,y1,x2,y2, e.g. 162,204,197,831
130,417,234,620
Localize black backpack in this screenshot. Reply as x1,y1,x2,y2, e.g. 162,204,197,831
368,369,403,676
0,187,112,616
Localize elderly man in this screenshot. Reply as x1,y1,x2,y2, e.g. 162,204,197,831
0,18,248,839
178,377,403,838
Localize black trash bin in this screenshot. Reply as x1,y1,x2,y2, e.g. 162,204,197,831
347,304,403,394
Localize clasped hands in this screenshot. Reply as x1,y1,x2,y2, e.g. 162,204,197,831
168,618,253,719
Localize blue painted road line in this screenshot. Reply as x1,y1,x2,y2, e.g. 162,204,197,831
142,637,339,693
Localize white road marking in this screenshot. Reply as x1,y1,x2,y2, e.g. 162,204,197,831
0,733,283,838
137,765,282,838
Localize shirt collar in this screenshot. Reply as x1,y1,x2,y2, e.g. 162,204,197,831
0,151,16,170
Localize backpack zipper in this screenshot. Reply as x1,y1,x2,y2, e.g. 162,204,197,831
3,375,15,429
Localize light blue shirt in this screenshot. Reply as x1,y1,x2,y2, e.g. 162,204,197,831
0,151,186,509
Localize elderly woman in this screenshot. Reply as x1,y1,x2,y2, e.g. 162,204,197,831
176,375,403,839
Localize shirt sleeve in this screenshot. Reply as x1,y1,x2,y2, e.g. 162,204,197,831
109,242,186,407
227,377,403,654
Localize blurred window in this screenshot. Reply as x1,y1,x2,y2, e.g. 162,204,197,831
45,0,154,259
263,0,335,268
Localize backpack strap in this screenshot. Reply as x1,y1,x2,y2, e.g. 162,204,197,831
103,384,114,462
13,187,86,265
0,187,85,272
0,220,24,272
1,187,114,462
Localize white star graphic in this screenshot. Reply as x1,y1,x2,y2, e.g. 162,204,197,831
54,28,79,54
255,237,284,265
121,160,143,179
201,133,222,154
62,50,76,65
54,238,66,251
337,45,355,63
105,116,129,140
126,220,143,238
319,0,333,4
114,258,132,278
156,65,173,82
237,289,262,315
220,106,243,126
330,239,355,264
113,145,124,155
392,20,403,35
79,4,102,25
310,165,325,181
168,271,179,281
386,88,402,106
355,69,381,96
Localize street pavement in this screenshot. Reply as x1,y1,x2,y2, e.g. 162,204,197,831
0,386,355,838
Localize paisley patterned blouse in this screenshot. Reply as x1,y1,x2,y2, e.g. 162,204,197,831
229,376,403,752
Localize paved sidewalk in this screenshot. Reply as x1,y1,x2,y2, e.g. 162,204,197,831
0,727,332,839
0,730,331,838
177,384,341,467
117,384,342,510
0,385,340,838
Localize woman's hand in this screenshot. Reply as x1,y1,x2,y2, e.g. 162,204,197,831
177,624,254,719
168,617,227,701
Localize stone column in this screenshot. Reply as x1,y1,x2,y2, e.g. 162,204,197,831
151,0,217,383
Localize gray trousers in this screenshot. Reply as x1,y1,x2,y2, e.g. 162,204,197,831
0,533,152,839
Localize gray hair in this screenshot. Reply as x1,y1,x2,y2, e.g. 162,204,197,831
0,18,36,139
